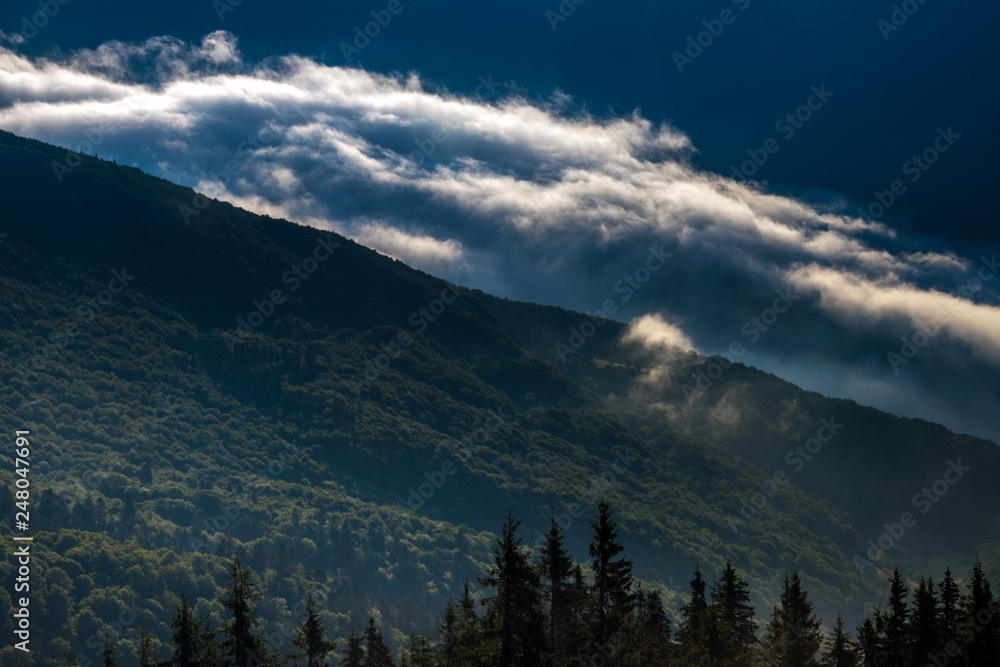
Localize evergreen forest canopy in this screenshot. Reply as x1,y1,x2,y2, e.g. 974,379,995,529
70,503,1000,666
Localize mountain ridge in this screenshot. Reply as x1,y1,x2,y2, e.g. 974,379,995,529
1,128,998,662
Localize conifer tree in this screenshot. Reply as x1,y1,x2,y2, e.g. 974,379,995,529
198,612,221,667
910,577,940,664
363,613,397,667
170,591,200,667
437,588,484,665
399,634,435,667
588,500,634,654
691,599,742,665
219,555,270,667
450,580,480,663
676,563,709,656
938,567,962,653
539,513,574,660
711,561,757,661
761,572,823,666
478,511,547,665
437,600,459,664
293,592,337,667
341,624,364,667
634,587,673,665
102,634,119,667
136,630,158,667
821,615,858,667
563,564,594,663
965,559,999,666
880,569,909,664
855,617,879,666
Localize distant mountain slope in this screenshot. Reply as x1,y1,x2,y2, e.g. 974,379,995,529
0,129,997,662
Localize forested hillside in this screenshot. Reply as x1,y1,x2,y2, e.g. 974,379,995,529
0,129,997,665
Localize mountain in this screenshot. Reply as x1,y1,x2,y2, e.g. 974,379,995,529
0,129,997,663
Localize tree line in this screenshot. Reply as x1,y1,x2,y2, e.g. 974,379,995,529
92,501,999,666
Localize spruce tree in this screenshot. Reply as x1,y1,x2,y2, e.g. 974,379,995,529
478,511,547,665
821,615,858,667
293,592,337,667
855,617,879,666
880,568,909,664
635,587,672,665
437,599,459,664
136,630,158,667
938,567,962,654
761,572,823,666
564,564,594,663
198,612,220,667
965,559,1000,666
341,624,364,667
170,591,200,667
102,634,119,667
450,580,480,663
587,500,634,654
400,634,435,667
676,563,709,656
363,614,397,667
910,577,940,664
219,555,270,667
690,598,741,666
539,513,573,660
711,561,757,661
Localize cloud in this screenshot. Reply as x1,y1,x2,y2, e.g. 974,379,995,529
622,314,697,354
0,32,997,441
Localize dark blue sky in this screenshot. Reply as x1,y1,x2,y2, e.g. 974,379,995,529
3,0,997,252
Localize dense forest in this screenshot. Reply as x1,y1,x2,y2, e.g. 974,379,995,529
1,131,999,666
85,502,1000,666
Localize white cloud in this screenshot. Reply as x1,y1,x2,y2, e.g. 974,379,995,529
622,314,697,354
354,223,465,269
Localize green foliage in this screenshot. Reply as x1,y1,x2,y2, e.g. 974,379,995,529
820,615,858,667
292,592,337,667
477,513,547,665
761,572,823,666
